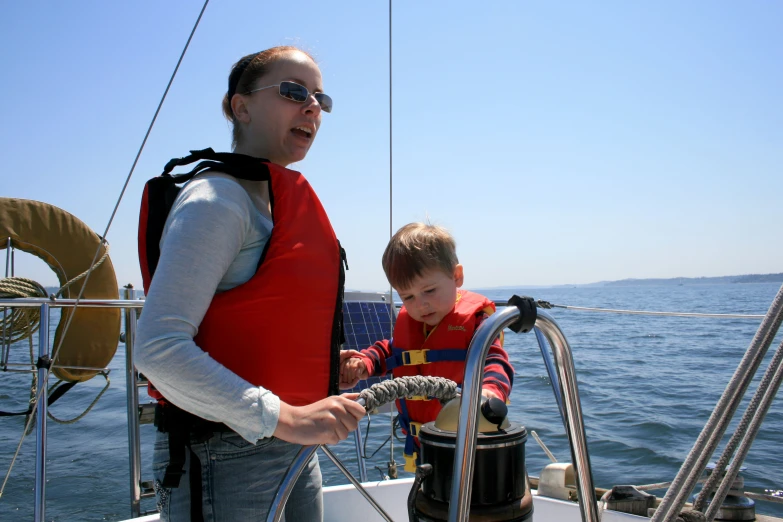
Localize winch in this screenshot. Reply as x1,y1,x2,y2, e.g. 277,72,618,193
408,397,534,522
695,464,756,521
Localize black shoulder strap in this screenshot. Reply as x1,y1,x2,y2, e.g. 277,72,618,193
162,148,272,182
142,148,272,287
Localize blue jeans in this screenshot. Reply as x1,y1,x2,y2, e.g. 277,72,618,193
153,430,322,521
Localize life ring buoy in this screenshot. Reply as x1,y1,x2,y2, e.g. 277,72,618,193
0,198,120,382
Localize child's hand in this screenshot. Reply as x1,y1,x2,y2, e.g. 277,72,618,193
481,389,501,401
339,350,369,389
342,357,369,385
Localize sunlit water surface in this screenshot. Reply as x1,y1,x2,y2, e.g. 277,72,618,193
1,283,781,519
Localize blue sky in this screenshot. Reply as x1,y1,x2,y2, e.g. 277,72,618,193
1,1,780,291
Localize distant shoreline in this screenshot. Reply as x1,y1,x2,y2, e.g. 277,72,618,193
479,272,783,290
37,272,782,296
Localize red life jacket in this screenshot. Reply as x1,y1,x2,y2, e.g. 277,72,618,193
388,290,495,438
138,149,345,407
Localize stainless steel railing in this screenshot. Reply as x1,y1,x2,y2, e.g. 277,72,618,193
448,305,598,522
34,302,49,522
267,302,599,522
1,293,382,520
0,296,145,522
123,286,144,517
1,296,597,522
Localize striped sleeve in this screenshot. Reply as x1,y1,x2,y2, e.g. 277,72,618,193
476,311,514,401
358,338,393,376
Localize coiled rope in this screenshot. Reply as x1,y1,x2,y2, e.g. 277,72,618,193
0,270,112,422
358,376,458,412
0,248,110,346
0,278,45,433
0,278,48,344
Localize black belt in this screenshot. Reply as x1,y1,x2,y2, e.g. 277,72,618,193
154,402,234,521
153,402,232,436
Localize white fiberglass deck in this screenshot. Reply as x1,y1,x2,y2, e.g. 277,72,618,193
121,478,647,522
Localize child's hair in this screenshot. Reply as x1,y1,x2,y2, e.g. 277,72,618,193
382,222,459,290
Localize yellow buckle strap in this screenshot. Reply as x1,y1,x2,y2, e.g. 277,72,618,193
402,349,429,366
404,452,418,473
409,422,422,438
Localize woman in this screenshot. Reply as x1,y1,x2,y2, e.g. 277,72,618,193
135,46,366,521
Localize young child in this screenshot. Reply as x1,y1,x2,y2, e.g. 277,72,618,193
340,222,514,471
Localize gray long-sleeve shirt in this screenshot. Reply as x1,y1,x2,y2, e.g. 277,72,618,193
134,174,279,443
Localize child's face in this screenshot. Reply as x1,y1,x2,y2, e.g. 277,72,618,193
396,265,464,326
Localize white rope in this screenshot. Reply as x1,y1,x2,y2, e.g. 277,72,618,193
530,430,557,463
635,478,707,492
744,491,783,505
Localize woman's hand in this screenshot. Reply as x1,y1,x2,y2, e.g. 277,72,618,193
273,393,366,445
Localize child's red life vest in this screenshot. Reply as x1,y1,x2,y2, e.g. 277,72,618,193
138,148,346,407
388,290,495,433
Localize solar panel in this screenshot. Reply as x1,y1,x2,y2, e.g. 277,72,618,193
341,292,396,392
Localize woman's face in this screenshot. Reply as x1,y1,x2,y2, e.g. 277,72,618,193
235,51,324,166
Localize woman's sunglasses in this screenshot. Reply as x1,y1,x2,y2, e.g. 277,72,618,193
246,81,333,113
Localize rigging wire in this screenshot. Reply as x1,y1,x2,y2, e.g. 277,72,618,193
362,412,394,461
386,0,398,478
532,301,765,320
0,0,211,501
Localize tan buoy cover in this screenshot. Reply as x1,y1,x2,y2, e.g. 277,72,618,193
0,198,120,382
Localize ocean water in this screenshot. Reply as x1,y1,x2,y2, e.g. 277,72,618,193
1,282,782,520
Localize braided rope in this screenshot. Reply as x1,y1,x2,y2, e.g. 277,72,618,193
358,376,458,412
700,338,783,521
651,285,783,522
